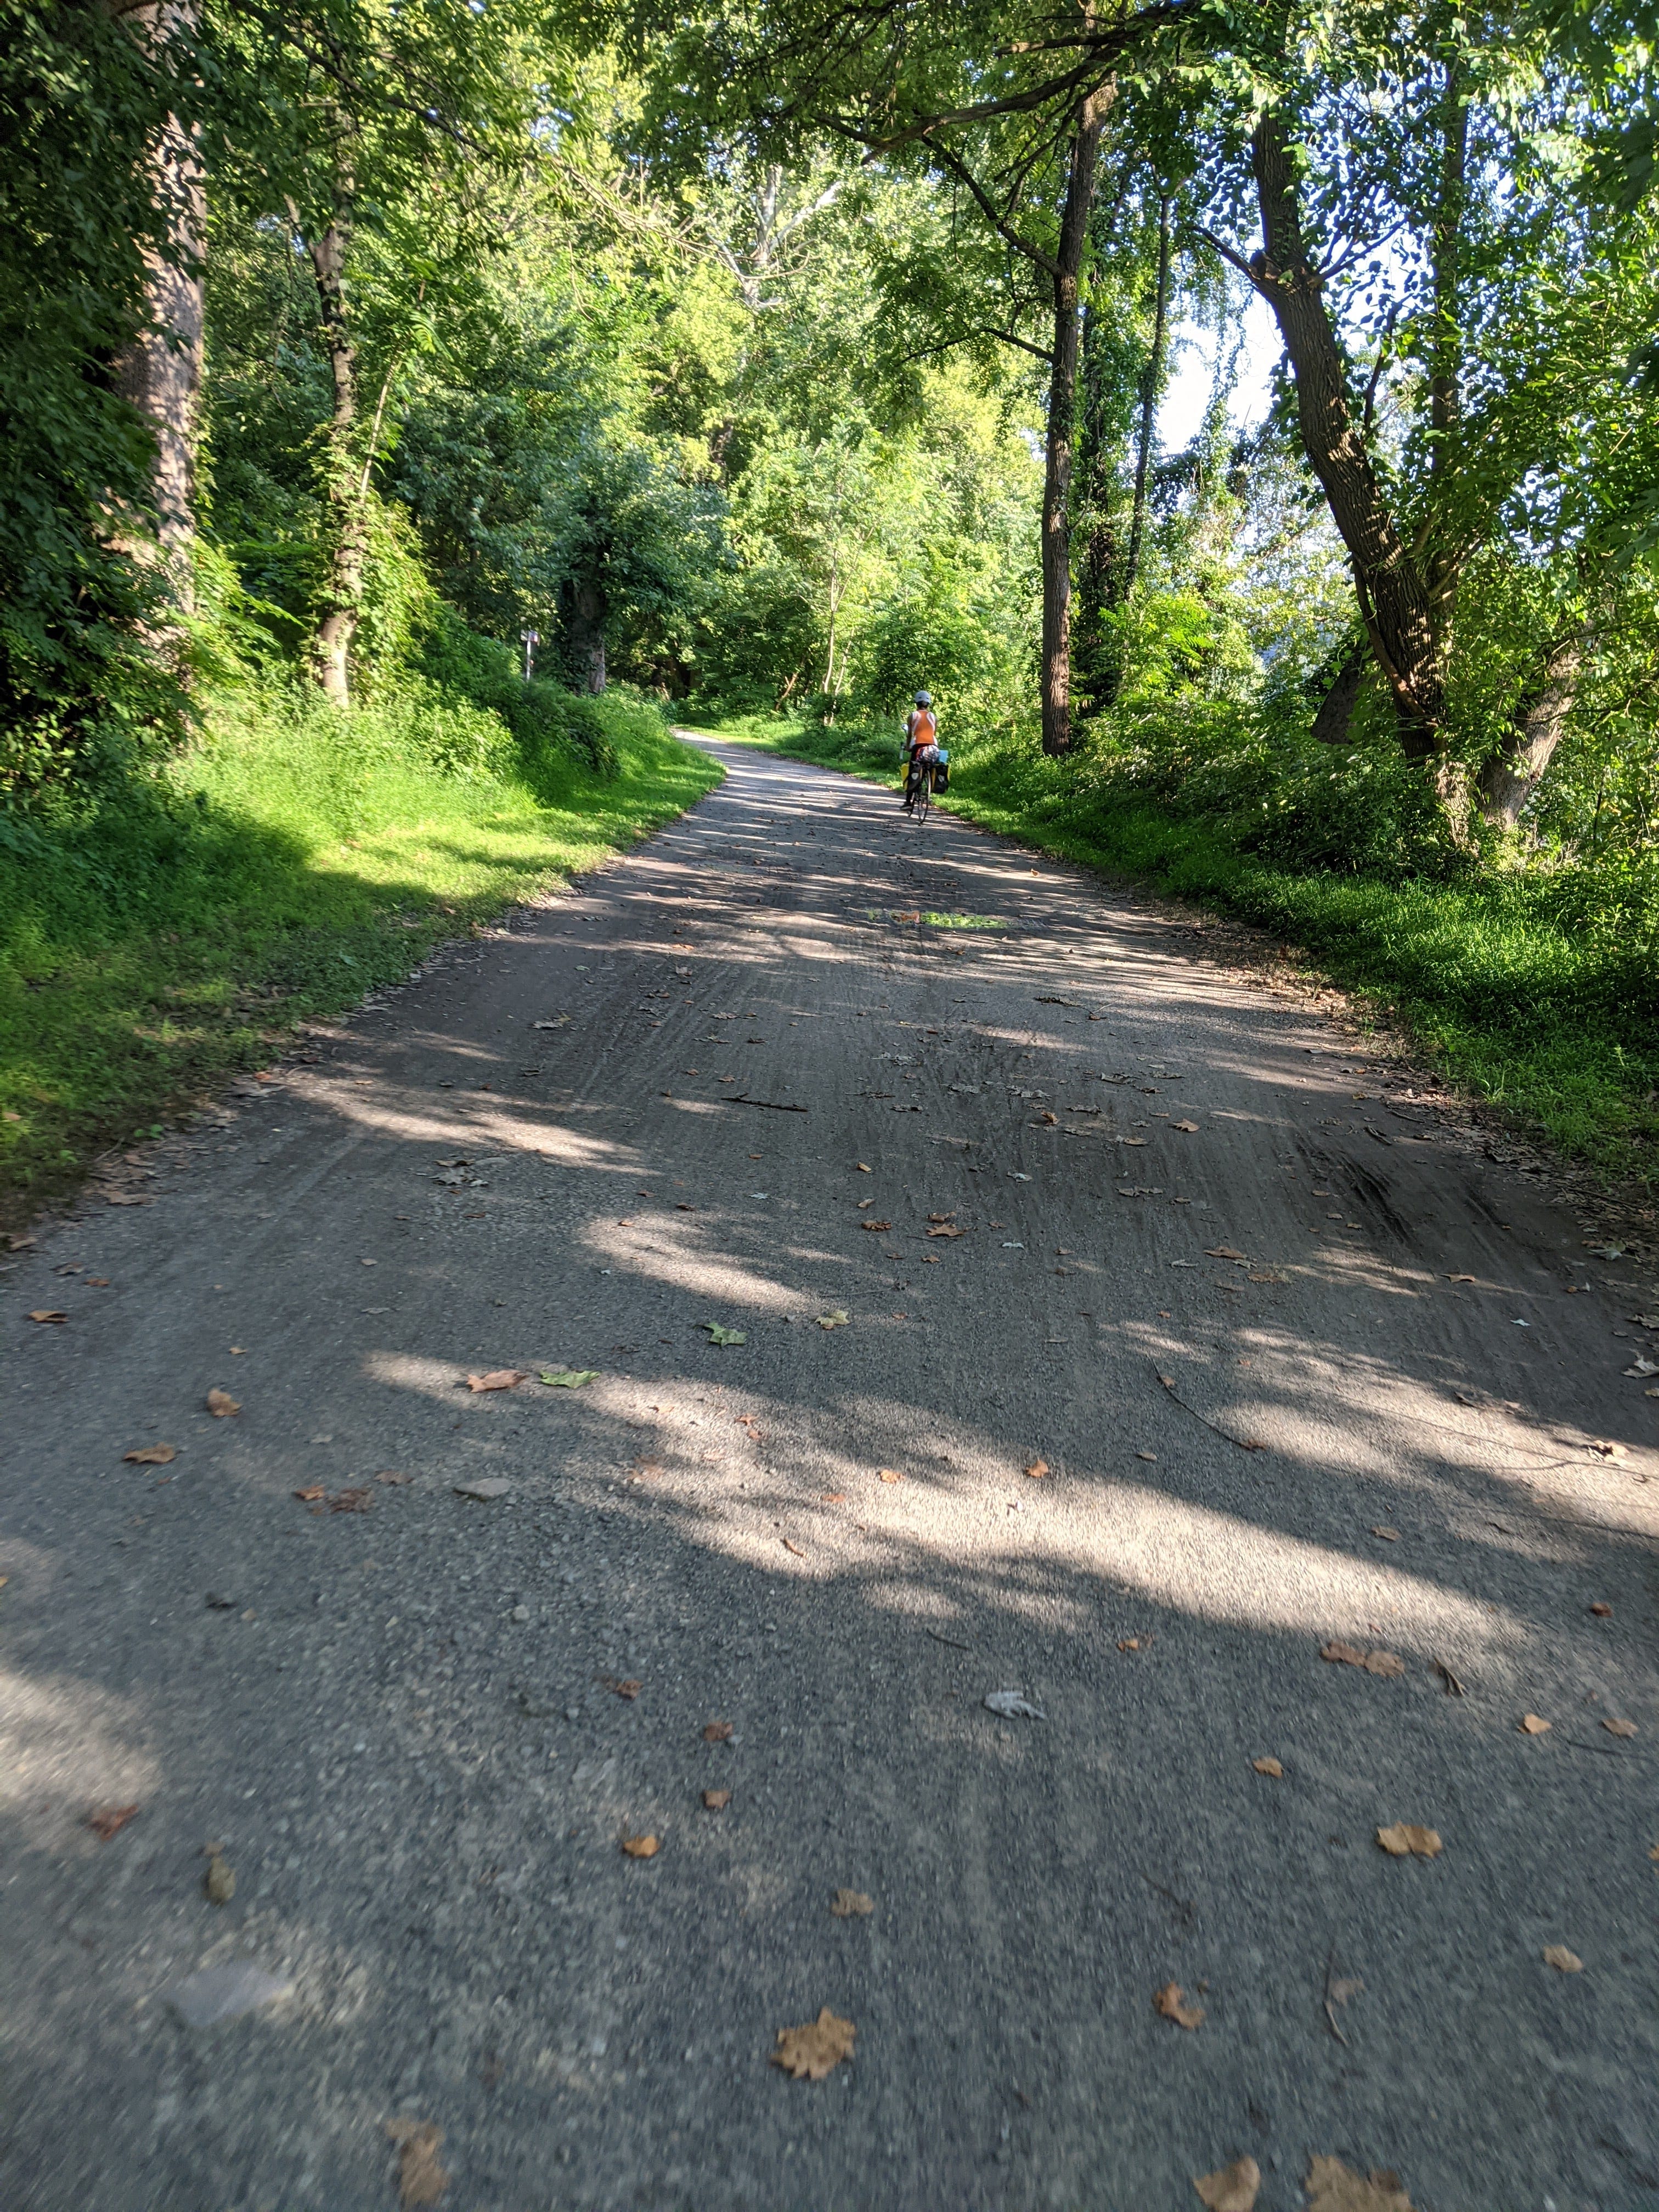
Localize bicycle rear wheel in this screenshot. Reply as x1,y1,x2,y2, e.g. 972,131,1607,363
914,776,930,824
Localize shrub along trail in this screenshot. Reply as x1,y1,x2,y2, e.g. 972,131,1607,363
7,740,1656,2210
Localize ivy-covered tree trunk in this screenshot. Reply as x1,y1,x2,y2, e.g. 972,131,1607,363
301,189,368,711
1122,191,1171,604
110,0,204,595
1039,89,1109,757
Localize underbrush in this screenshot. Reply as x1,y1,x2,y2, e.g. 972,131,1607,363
0,676,718,1216
690,697,1659,1180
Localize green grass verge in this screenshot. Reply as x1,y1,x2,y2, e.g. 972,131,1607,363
686,707,1659,1184
1,684,720,1221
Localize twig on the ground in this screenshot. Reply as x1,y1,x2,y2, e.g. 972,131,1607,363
1152,1363,1268,1452
1322,1940,1348,2047
1433,1660,1466,1697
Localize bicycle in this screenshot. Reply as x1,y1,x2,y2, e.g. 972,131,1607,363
902,755,932,824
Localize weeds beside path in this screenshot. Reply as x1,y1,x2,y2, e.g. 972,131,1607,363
686,708,1659,1194
1,694,719,1224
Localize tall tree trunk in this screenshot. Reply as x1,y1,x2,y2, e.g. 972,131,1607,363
1476,634,1583,831
110,0,204,601
1040,87,1110,757
300,182,367,710
567,582,607,693
1122,191,1171,603
1243,114,1445,758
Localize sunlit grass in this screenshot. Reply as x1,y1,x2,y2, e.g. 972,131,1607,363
0,682,720,1217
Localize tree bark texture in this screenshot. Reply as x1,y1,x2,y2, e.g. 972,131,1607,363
1040,88,1110,757
1245,114,1446,757
1475,635,1583,830
1311,637,1370,746
109,0,204,597
567,582,608,693
1123,192,1171,603
303,196,368,710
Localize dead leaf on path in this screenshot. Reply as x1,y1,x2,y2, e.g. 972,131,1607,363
703,1720,733,1742
1173,1120,1200,1133
1024,1458,1049,1480
1206,1246,1246,1261
377,1470,413,1485
1589,1441,1627,1459
28,1309,68,1324
830,1889,874,1917
1321,1641,1404,1678
1329,1977,1363,2005
612,1678,641,1701
1154,1982,1205,2030
861,1220,891,1232
927,1211,956,1223
856,1161,870,1172
203,1844,235,1904
206,1387,240,1417
1376,1823,1442,1858
1305,2155,1415,2212
1604,1717,1638,1737
1252,1757,1283,1778
702,1788,731,1810
1118,1637,1147,1652
771,2008,855,2080
1370,1526,1401,1541
465,1369,524,1392
878,1468,904,1483
620,1832,659,1858
123,1443,176,1466
294,1485,325,1503
386,2117,449,2207
822,1490,845,1503
1448,1273,1476,1284
1521,1713,1552,1734
1433,1659,1466,1697
1192,2155,1261,2211
927,1224,964,1239
1247,1269,1286,1284
782,1537,806,1556
328,1487,373,1513
1589,1601,1612,1616
86,1803,139,1840
1543,1944,1583,1972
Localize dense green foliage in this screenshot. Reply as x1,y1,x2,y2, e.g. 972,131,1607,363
7,0,1659,1200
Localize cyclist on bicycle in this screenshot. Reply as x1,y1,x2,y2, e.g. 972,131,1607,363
902,691,939,805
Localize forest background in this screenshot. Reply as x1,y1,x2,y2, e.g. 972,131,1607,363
4,0,1659,1214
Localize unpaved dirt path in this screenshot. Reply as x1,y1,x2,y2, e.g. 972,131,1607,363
5,737,1656,2212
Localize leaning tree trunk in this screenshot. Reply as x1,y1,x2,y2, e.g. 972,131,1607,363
1311,637,1370,746
1245,114,1446,759
300,182,368,710
110,0,204,601
1040,87,1110,757
1476,634,1583,831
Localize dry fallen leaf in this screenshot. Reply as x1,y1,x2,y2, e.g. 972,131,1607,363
1370,1526,1400,1542
377,1470,414,1485
1252,1757,1284,1778
613,1678,641,1700
1192,2155,1261,2211
926,1224,964,1239
1173,1120,1200,1133
620,1832,659,1858
292,1485,326,1503
86,1803,139,1841
1604,1717,1638,1738
860,1220,891,1232
1024,1458,1049,1480
205,1388,240,1417
386,2118,450,2208
1206,1246,1246,1261
1154,1981,1205,2030
1118,1637,1146,1652
465,1369,524,1392
830,1888,874,1917
702,1789,731,1810
203,1846,236,1904
703,1719,733,1742
27,1310,67,1324
878,1468,904,1484
770,2007,856,2080
1447,1272,1476,1284
1543,1944,1583,1973
1305,2155,1415,2212
1320,1640,1404,1678
1520,1713,1552,1735
328,1487,373,1513
1589,1601,1612,1616
123,1443,176,1466
1376,1823,1442,1858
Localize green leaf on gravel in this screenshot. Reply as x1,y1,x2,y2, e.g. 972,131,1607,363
539,1369,599,1387
815,1309,849,1330
704,1323,746,1345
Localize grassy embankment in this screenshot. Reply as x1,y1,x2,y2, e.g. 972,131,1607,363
683,706,1659,1186
1,684,719,1220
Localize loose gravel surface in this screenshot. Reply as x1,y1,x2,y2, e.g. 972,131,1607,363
4,737,1656,2212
